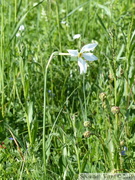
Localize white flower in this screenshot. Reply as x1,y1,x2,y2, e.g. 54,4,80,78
19,25,25,31
16,32,21,37
61,21,67,24
61,21,69,27
73,34,81,39
67,43,98,74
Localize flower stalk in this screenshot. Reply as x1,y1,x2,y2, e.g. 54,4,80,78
43,51,73,175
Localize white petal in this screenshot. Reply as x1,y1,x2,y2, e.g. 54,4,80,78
67,50,78,57
83,53,98,61
78,58,87,74
61,21,66,24
19,25,25,31
16,32,21,37
80,43,98,53
73,34,81,39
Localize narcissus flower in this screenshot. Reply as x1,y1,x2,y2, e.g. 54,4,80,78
67,43,98,74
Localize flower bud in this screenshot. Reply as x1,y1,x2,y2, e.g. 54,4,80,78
111,106,120,114
83,121,91,127
99,92,106,101
83,131,91,138
120,141,124,146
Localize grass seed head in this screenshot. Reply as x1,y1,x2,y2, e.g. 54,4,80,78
111,106,120,114
99,92,106,101
83,131,91,138
83,121,91,127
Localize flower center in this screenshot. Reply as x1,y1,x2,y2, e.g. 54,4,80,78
78,52,83,58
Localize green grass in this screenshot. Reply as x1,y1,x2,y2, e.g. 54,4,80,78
0,0,135,179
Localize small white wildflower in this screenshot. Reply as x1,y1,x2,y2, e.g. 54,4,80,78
73,34,81,39
16,32,21,37
61,21,69,27
61,21,67,24
33,57,37,62
67,43,98,74
19,25,25,31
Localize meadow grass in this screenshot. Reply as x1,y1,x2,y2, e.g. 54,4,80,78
0,0,135,179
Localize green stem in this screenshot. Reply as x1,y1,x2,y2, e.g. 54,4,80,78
83,74,87,121
43,52,55,175
74,144,81,173
55,1,62,65
15,0,17,22
42,52,70,175
114,77,117,105
1,2,4,116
